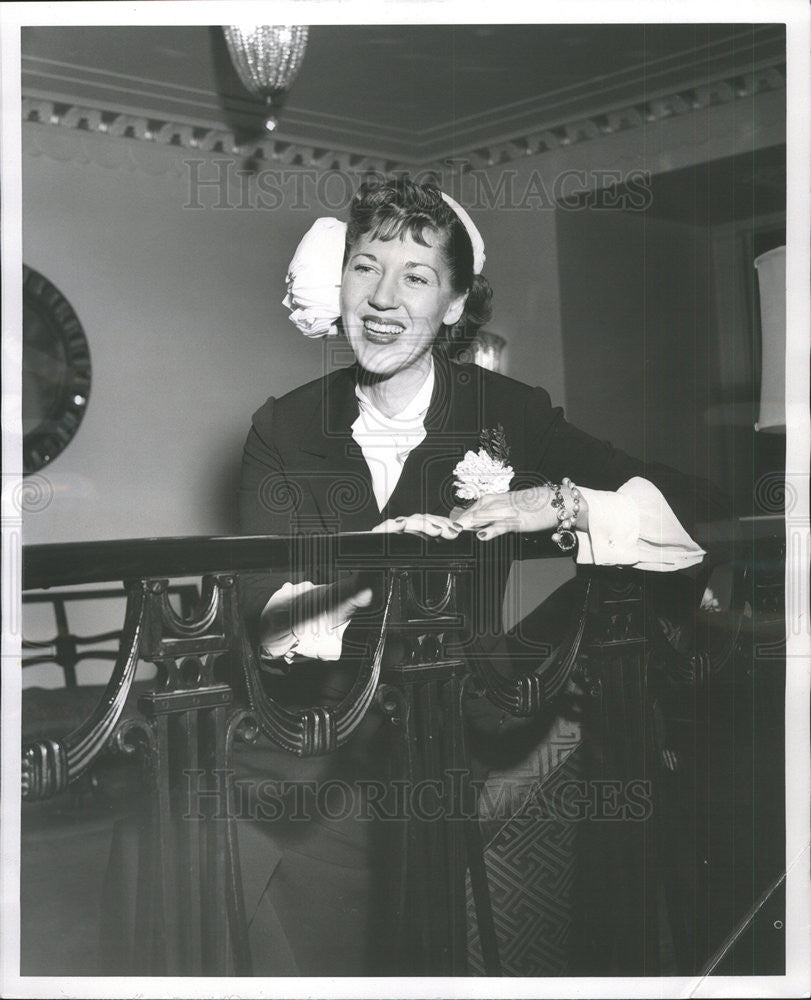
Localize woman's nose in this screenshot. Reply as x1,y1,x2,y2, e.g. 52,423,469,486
368,272,398,310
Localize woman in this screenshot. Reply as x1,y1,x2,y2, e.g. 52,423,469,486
236,178,720,975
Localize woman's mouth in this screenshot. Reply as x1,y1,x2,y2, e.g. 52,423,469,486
362,317,405,344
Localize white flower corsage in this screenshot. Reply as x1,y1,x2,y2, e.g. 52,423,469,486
453,425,514,505
282,217,346,338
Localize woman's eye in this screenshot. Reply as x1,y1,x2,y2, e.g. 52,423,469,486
404,273,428,286
353,263,375,274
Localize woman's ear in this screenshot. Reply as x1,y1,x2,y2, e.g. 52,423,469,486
443,292,468,328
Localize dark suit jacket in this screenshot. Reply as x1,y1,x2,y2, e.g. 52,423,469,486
237,346,727,690
240,346,723,562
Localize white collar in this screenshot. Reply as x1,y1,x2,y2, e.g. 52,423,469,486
351,359,435,511
354,358,435,427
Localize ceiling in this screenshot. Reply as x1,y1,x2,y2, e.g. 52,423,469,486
21,23,785,166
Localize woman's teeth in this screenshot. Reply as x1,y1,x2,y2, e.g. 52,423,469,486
363,319,404,342
364,320,403,335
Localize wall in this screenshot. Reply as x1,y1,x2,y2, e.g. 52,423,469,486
556,207,715,484
459,164,566,406
22,129,569,546
23,129,337,544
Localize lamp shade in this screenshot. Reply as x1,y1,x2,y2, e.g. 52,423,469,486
473,331,506,372
754,245,786,433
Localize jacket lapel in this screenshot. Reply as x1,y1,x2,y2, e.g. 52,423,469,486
383,349,481,518
296,349,483,526
297,365,380,531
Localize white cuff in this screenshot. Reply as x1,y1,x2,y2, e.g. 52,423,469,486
576,477,706,572
575,487,640,565
291,612,351,662
259,581,350,664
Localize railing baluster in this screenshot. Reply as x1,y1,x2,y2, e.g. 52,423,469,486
176,707,202,972
205,700,230,975
151,710,178,974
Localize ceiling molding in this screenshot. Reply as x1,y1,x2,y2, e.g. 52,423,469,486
459,63,785,170
22,59,785,177
20,24,785,163
21,97,400,174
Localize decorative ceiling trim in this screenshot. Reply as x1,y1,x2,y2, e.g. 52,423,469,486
460,62,785,170
21,97,399,174
22,62,785,175
20,24,785,162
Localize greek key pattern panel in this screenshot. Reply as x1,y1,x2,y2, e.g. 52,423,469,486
477,713,581,843
467,746,584,977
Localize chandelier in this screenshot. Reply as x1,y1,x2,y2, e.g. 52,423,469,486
222,25,309,132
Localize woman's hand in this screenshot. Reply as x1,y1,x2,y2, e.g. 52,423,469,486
371,513,462,540
450,485,589,541
259,577,373,662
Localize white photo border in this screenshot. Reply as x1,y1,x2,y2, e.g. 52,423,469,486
1,2,808,998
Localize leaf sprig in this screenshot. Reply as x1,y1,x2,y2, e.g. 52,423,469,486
478,424,510,463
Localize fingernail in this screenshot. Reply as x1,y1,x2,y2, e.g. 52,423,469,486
476,530,488,540
453,523,464,531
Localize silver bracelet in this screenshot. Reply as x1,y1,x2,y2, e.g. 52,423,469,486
550,478,581,552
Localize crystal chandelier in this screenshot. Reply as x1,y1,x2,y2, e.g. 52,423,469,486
222,25,309,132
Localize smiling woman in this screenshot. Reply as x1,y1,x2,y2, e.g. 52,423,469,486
341,206,469,413
228,176,727,976
341,232,464,392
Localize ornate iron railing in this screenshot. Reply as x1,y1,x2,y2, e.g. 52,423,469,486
20,526,785,977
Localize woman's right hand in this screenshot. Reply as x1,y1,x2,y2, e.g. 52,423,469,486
259,577,373,663
371,513,462,540
449,484,588,540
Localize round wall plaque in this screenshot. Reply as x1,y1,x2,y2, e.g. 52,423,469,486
23,265,91,475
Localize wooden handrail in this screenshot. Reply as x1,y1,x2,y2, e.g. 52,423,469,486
24,517,782,591
22,531,498,590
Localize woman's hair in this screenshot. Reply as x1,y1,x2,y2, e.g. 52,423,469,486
345,177,493,332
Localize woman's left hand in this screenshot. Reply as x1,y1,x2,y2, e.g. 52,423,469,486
371,512,462,540
450,485,589,541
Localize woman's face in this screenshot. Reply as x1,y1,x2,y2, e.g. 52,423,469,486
340,229,466,379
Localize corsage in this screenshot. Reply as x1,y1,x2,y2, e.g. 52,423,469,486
453,425,514,506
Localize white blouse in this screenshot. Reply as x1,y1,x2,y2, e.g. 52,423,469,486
260,360,705,663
